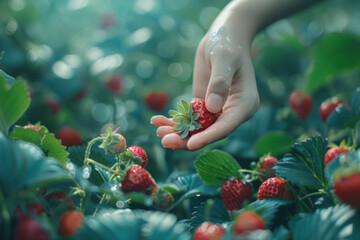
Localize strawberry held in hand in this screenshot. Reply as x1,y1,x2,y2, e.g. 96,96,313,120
289,90,312,120
193,222,226,240
120,164,158,195
145,91,169,112
320,97,350,122
221,178,252,212
257,177,293,200
170,99,220,138
233,210,265,236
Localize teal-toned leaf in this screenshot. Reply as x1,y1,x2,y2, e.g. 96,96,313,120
274,136,328,189
240,199,293,227
344,116,360,129
290,205,360,240
75,210,142,240
189,198,230,231
0,69,15,86
182,99,189,112
178,101,186,113
254,131,293,157
181,128,189,138
0,132,70,195
10,126,42,147
41,133,69,167
193,113,200,120
0,51,3,59
169,110,178,117
273,154,322,188
326,105,353,129
351,87,360,115
195,150,242,185
0,77,30,134
306,33,360,93
173,123,185,131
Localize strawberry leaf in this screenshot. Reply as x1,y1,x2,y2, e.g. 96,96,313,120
0,76,30,134
290,205,360,240
273,136,328,189
351,87,360,115
41,133,70,168
254,131,293,157
0,132,70,195
169,110,178,117
195,150,242,185
326,105,353,129
10,126,42,147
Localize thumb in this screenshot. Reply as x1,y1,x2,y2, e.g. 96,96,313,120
205,56,236,113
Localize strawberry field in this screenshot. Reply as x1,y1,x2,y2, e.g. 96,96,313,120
1,0,360,240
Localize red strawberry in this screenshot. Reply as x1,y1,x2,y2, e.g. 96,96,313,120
27,203,45,215
45,98,60,115
105,75,123,94
45,191,75,209
58,210,84,237
144,91,169,112
233,210,265,235
257,177,293,200
193,222,226,240
289,90,312,120
154,189,174,210
23,124,40,132
120,164,158,195
258,156,278,182
15,215,49,240
56,127,82,147
107,133,127,154
170,99,220,138
325,146,349,166
334,172,360,210
127,146,148,168
221,178,252,212
320,97,350,122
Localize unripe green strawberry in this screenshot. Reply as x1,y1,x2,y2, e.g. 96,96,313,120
15,215,49,240
120,164,158,195
193,222,226,240
258,155,278,182
127,146,148,168
257,177,293,200
334,172,360,210
325,146,349,166
221,178,252,212
233,210,265,235
58,210,84,237
99,129,127,155
289,90,312,120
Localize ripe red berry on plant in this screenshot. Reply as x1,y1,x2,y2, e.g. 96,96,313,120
233,210,265,236
99,131,127,155
58,210,84,237
257,177,293,200
334,171,360,210
105,74,123,94
15,215,49,240
144,91,169,112
325,145,350,166
193,222,226,240
320,97,350,122
169,99,221,138
289,90,312,120
221,178,252,212
127,146,148,168
257,155,278,182
45,191,75,209
56,126,83,147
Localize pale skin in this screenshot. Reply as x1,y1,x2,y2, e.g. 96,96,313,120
151,0,323,151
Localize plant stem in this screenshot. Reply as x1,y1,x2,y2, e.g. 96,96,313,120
85,158,121,176
0,190,10,240
238,169,266,177
84,137,106,165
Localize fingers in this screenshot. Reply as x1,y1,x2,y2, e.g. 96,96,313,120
150,115,177,127
161,134,188,149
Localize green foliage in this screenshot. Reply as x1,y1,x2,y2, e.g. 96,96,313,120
194,150,241,185
290,205,360,240
254,131,293,158
0,77,30,134
0,132,70,195
306,33,360,93
273,136,328,189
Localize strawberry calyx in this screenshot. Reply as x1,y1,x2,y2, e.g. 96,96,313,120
98,127,127,155
169,99,201,138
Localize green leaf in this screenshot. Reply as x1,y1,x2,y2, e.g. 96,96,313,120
10,126,42,147
177,101,186,113
326,105,353,129
273,136,328,189
351,87,360,115
169,110,178,117
306,33,360,93
0,77,30,134
290,205,360,240
41,133,69,167
173,123,185,131
254,131,293,157
0,132,70,195
0,51,3,59
182,99,189,112
195,150,242,185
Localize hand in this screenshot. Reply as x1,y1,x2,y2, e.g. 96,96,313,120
151,13,260,150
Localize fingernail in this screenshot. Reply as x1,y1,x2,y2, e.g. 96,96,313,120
206,93,223,113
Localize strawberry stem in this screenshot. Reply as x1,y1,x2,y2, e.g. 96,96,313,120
85,158,120,176
295,190,327,213
84,137,106,165
204,199,214,222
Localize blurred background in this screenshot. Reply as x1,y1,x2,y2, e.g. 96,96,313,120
1,0,359,180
